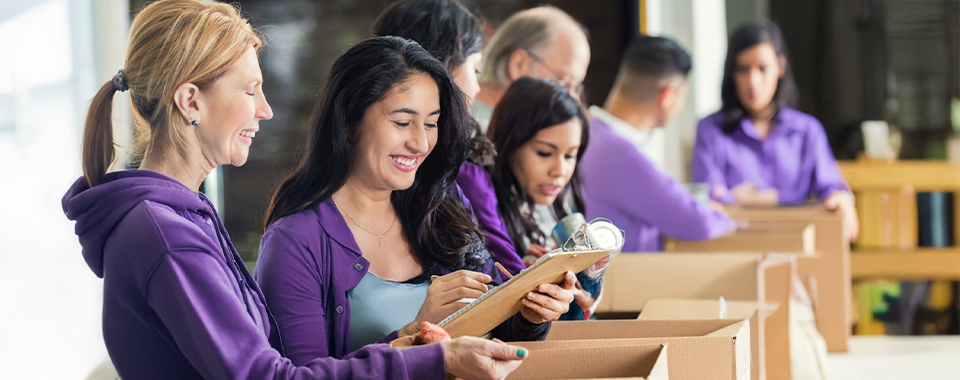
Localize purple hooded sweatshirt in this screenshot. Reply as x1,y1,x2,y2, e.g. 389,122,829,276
63,170,445,380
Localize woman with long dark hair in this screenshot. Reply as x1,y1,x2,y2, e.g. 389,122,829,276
484,77,599,319
692,21,858,241
372,0,525,275
256,37,574,365
62,1,527,379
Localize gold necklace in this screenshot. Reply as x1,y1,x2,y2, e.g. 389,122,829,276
331,197,396,249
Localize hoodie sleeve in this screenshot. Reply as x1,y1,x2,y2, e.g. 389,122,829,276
144,248,446,380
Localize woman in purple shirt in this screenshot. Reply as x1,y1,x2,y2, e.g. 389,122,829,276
693,21,859,241
256,37,574,366
63,2,527,379
372,0,525,275
484,77,601,319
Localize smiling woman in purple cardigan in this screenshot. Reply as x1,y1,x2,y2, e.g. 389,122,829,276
693,21,859,241
256,36,575,368
371,0,526,276
62,2,528,379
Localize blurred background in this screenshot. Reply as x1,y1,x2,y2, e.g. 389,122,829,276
1,0,957,378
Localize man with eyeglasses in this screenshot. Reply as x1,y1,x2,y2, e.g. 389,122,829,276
474,6,591,132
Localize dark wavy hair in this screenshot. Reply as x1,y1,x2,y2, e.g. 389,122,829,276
487,77,590,254
264,36,488,273
720,20,798,133
372,0,495,166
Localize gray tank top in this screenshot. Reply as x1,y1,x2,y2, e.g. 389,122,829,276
347,272,429,352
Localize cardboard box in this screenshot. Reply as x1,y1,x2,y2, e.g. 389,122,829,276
594,253,794,380
508,343,668,380
664,223,815,255
725,206,851,352
638,299,790,380
536,319,749,380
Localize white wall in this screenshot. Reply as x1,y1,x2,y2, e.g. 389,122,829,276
644,0,728,181
0,0,127,378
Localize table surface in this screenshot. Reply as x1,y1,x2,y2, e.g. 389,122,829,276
827,335,960,380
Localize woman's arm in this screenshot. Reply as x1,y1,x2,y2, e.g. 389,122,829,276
692,118,737,204
148,248,446,380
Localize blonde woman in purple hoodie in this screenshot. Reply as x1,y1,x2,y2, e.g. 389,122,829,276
62,1,527,379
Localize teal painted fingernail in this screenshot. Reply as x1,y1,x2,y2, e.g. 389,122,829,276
517,349,527,358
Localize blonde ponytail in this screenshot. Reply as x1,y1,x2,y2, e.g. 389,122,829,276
81,81,119,186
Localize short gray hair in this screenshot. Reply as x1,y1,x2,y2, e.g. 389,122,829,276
479,6,581,89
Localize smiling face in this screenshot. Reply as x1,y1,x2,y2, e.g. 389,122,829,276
734,42,784,117
350,73,440,192
195,46,273,167
509,118,582,205
451,52,482,104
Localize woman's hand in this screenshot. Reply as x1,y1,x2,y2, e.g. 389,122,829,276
520,271,576,324
731,182,779,206
399,270,492,337
442,337,527,380
823,190,859,242
571,280,596,312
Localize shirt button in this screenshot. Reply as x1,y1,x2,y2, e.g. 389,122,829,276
353,263,363,271
336,305,344,314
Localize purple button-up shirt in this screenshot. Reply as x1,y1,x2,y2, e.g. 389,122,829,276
692,108,849,204
255,197,548,366
456,162,526,274
62,170,443,380
579,117,736,253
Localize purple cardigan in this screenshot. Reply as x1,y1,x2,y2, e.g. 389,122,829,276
62,170,443,380
579,118,736,252
456,162,526,274
255,197,549,366
692,108,849,204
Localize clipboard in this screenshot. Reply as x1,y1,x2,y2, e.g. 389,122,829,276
439,218,624,338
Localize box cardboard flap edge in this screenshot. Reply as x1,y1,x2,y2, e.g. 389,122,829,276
543,319,749,380
508,342,668,380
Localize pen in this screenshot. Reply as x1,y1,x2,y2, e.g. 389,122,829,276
494,262,513,279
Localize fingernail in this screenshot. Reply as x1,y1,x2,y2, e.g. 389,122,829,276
517,349,527,358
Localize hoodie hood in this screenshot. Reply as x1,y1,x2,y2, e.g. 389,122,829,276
63,170,212,278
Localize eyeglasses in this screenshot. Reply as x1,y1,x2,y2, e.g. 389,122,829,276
523,48,585,97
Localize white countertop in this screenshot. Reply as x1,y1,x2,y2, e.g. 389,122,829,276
827,335,960,380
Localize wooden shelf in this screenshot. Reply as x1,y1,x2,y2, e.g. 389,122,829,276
851,248,960,280
839,160,960,192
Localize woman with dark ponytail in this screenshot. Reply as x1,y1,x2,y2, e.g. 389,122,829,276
256,36,574,364
62,1,529,379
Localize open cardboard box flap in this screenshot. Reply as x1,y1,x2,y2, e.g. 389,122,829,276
595,253,795,380
508,343,668,380
537,319,749,380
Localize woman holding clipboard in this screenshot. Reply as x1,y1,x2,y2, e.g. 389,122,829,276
255,37,575,366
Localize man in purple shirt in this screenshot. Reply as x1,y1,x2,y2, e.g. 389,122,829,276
580,35,736,253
